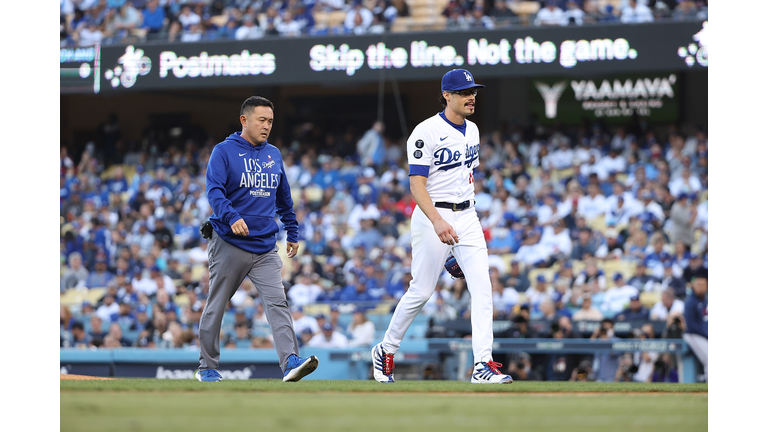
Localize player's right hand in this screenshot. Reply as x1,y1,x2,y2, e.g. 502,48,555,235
231,218,249,236
433,219,459,245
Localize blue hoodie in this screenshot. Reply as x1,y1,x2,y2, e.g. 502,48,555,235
206,132,298,254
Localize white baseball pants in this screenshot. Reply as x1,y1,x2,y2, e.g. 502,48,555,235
382,205,494,364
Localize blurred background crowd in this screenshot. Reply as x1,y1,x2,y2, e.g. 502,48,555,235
59,103,708,381
60,0,709,47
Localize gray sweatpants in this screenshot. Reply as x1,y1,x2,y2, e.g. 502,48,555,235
198,231,299,372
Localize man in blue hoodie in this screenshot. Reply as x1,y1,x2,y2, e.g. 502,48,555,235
196,96,319,383
683,276,708,382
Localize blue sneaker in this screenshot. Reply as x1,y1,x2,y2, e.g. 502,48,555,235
195,369,223,382
283,354,319,382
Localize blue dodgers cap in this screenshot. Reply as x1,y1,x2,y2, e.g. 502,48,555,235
536,274,546,283
551,291,563,303
613,272,624,281
322,323,334,331
441,69,486,92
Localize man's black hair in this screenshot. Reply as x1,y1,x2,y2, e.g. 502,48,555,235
240,96,274,116
438,91,447,108
72,321,84,331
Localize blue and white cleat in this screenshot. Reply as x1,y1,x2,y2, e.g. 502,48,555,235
471,361,514,384
372,343,395,383
195,369,223,382
283,354,319,382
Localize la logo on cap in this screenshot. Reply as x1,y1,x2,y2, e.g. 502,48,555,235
464,71,472,81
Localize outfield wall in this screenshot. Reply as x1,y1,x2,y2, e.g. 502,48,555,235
60,338,701,383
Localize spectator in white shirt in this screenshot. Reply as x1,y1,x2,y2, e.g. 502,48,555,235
546,138,575,171
516,230,550,267
534,0,567,26
563,0,585,25
78,19,103,47
577,184,608,221
276,10,304,37
235,15,264,40
650,288,685,321
345,0,374,34
579,154,608,182
540,219,573,260
288,272,324,307
637,190,665,224
620,0,654,23
574,138,601,165
599,273,639,318
668,166,702,198
525,275,554,311
347,198,380,232
598,149,627,180
131,269,158,296
291,306,321,336
178,5,201,30
308,323,349,348
96,294,120,323
347,308,376,347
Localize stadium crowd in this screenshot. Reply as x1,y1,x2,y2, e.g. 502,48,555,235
59,109,708,381
60,0,708,47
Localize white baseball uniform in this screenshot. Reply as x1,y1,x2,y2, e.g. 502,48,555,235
381,112,495,364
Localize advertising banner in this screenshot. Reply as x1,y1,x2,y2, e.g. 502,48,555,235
61,21,707,94
530,71,680,124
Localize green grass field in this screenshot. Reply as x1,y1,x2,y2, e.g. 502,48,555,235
61,380,707,432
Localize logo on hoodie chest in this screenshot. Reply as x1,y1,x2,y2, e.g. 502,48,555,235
240,155,279,194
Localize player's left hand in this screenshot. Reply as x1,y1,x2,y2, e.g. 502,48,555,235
286,241,299,258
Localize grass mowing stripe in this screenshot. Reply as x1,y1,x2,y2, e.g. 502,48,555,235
60,379,708,393
61,392,707,432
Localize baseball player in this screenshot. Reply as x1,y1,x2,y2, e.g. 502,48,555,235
372,69,513,384
196,96,318,382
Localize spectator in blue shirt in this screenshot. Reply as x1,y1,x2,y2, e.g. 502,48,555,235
86,257,115,288
338,276,379,302
683,277,708,382
615,294,650,322
141,0,166,34
643,235,672,279
70,321,92,348
311,155,340,190
350,217,383,252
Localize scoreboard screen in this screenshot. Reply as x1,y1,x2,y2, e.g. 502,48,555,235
60,45,101,94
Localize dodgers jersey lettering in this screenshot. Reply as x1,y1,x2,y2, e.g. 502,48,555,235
407,113,480,203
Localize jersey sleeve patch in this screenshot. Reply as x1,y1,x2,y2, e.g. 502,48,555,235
408,164,429,177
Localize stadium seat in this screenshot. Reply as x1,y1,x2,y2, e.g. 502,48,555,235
191,264,206,281
571,260,586,274
209,14,228,27
601,260,636,283
390,17,412,33
60,289,88,308
327,11,347,29
87,288,107,305
587,215,608,233
510,1,540,24
123,330,140,343
312,11,329,31
639,291,660,309
500,253,516,275
174,293,190,307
